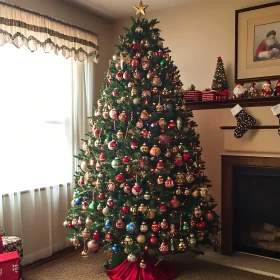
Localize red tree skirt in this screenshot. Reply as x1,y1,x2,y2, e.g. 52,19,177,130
105,254,177,280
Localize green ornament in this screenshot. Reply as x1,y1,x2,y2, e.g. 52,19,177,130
160,59,166,66
182,222,189,231
74,190,79,198
88,201,96,210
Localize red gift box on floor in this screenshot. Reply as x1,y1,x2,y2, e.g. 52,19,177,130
184,90,202,102
202,90,217,101
0,251,21,280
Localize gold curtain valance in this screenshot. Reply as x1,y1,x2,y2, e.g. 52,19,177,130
0,2,99,62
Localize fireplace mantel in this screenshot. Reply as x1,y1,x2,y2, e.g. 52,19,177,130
221,155,280,256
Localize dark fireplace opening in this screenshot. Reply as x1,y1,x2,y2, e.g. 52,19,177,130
233,166,280,259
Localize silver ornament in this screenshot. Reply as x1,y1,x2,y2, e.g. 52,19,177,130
176,117,183,131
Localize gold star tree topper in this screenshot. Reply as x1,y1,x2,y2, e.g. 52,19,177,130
133,0,148,16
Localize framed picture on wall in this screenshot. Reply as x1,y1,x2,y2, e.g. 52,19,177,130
235,1,280,82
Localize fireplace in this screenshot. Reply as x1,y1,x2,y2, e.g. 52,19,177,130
221,156,280,259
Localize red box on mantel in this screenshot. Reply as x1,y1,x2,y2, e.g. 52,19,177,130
202,90,217,101
0,251,21,280
184,90,202,102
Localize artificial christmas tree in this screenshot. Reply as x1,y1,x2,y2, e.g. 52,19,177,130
211,56,229,97
63,2,219,279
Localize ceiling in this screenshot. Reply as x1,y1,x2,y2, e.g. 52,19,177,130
67,0,198,20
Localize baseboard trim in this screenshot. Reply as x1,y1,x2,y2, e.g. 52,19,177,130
22,246,75,269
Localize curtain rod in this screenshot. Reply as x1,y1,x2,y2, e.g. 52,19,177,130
0,1,98,37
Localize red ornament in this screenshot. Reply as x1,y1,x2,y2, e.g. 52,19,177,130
139,158,147,168
156,160,164,170
122,156,130,164
107,197,114,208
131,142,139,150
190,220,196,228
147,71,154,79
98,193,105,200
108,140,118,151
171,196,180,208
112,88,118,96
140,110,149,121
92,129,100,137
67,221,73,228
93,231,101,240
149,234,158,245
198,221,206,230
122,204,130,213
151,221,160,232
141,128,149,138
150,121,158,128
102,110,109,119
183,151,191,161
169,120,176,129
172,146,179,153
133,70,141,80
105,232,113,242
77,217,83,227
157,175,164,186
160,219,169,229
116,173,125,183
123,71,131,80
116,70,123,81
116,219,125,229
87,240,100,252
109,108,119,120
157,49,164,57
119,111,128,122
159,202,168,212
174,154,183,166
165,177,174,188
159,135,171,144
205,211,215,221
132,42,139,51
132,182,143,196
99,153,106,162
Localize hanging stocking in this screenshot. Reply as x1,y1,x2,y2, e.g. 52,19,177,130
271,104,280,136
231,104,256,138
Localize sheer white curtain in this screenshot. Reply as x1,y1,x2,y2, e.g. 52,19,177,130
0,43,94,265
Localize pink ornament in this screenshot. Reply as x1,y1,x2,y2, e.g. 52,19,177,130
118,111,128,122
87,240,100,252
123,71,131,80
116,219,125,229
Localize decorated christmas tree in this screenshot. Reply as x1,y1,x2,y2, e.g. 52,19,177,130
63,2,219,278
211,56,229,94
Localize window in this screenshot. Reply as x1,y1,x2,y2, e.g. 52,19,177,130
0,44,73,193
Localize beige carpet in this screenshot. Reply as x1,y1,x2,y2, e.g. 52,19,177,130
23,250,278,280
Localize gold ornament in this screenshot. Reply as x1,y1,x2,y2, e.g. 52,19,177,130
140,259,147,268
178,239,187,251
133,0,148,16
185,172,195,183
81,249,89,259
147,209,156,219
137,234,146,244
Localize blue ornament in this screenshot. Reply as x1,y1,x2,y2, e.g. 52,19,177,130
75,197,82,205
111,244,119,253
126,222,136,233
105,220,112,228
166,104,173,111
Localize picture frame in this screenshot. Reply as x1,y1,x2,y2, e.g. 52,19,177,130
235,2,280,82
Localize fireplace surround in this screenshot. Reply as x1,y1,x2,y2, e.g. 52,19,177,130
221,155,280,257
